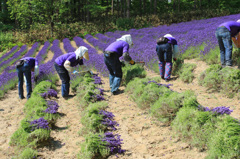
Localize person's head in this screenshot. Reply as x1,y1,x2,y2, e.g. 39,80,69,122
75,46,89,61
237,19,240,23
116,34,133,47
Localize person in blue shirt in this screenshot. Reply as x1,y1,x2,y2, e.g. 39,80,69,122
16,57,39,99
156,34,179,82
104,34,135,95
54,46,89,98
215,20,240,67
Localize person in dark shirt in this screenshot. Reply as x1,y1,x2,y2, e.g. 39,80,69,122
156,34,179,82
54,46,89,98
215,20,240,67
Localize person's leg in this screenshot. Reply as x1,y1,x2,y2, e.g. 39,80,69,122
55,63,70,97
215,28,226,66
157,47,165,79
221,30,233,66
17,67,24,99
104,54,115,89
110,54,122,93
164,62,173,80
22,62,32,99
158,61,165,79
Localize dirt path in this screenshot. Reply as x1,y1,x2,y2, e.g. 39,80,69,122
38,83,84,159
0,88,27,158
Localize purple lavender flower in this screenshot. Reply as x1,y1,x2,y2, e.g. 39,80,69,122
101,132,125,154
30,117,49,131
44,100,60,114
99,110,119,130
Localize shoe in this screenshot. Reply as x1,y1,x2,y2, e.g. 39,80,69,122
20,96,25,100
161,76,164,80
111,89,120,96
165,78,170,82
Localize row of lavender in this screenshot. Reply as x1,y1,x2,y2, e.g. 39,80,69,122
70,72,125,158
10,80,60,158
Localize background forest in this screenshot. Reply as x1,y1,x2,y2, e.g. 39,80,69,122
1,0,240,52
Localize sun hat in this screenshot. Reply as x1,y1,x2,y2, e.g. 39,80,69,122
75,46,89,61
164,34,174,38
116,34,133,47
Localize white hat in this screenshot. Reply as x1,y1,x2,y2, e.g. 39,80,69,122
116,34,133,46
164,34,173,38
75,46,89,61
237,19,240,23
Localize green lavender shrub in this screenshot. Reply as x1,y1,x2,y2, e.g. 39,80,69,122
80,102,108,134
207,116,240,159
78,132,109,159
178,63,197,83
19,148,38,159
122,63,146,86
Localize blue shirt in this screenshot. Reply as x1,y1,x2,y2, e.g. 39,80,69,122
105,40,129,57
219,21,240,37
21,57,38,68
165,37,178,45
55,52,83,66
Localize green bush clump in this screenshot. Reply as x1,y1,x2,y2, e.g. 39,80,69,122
172,58,184,76
125,77,171,109
207,116,240,159
172,107,216,150
31,80,56,97
178,63,197,83
78,132,109,159
19,147,38,159
122,63,146,86
80,102,108,134
199,64,240,98
150,90,198,124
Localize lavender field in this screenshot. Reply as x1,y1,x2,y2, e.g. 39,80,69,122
1,14,240,159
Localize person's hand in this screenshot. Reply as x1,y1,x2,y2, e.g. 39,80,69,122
173,58,177,61
72,70,79,74
129,60,135,65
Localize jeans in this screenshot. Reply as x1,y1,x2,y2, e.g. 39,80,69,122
16,62,32,99
156,43,173,79
215,26,233,66
54,63,70,97
104,53,122,93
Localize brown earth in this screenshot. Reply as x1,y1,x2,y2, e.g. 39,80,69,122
0,41,240,159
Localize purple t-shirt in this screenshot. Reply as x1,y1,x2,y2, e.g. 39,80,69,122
219,21,240,37
55,52,83,66
165,37,178,45
21,57,38,68
105,40,129,57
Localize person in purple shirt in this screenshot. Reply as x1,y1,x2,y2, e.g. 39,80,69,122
104,34,135,95
215,20,240,67
16,57,39,99
156,34,179,82
54,46,89,98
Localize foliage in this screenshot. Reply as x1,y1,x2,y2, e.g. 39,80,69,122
19,147,38,159
199,64,240,98
78,132,109,159
178,63,197,83
122,63,146,86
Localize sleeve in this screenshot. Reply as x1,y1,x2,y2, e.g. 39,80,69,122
172,45,179,58
122,43,132,62
64,60,74,72
34,59,39,76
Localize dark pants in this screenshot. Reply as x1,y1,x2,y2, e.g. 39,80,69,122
156,43,173,79
215,26,233,66
16,62,32,99
104,53,122,93
54,63,70,97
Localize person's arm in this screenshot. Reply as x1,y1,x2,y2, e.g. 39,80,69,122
172,45,179,59
122,43,134,64
64,60,74,72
